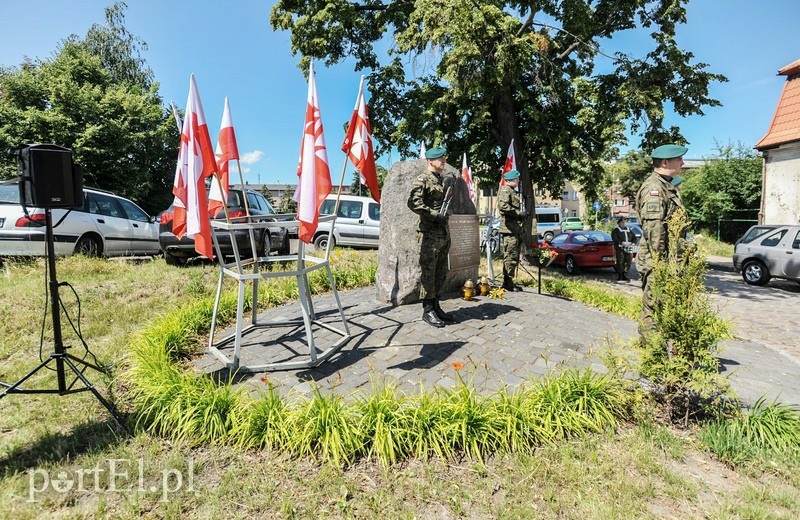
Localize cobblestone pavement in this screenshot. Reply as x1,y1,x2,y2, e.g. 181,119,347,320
195,257,800,407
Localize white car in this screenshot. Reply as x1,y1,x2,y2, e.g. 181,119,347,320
0,180,160,258
733,224,800,286
312,194,380,250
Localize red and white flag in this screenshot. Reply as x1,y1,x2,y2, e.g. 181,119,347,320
172,74,216,259
501,138,516,187
209,97,240,217
461,153,475,203
341,76,380,203
294,62,332,244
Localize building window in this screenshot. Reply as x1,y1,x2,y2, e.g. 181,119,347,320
562,191,570,200
614,199,626,206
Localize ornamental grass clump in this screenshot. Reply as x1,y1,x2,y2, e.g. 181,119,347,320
530,369,632,442
701,398,800,465
640,209,733,424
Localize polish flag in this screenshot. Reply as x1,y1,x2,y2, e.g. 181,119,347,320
341,76,380,203
461,153,475,203
171,74,216,259
501,138,516,187
209,97,240,217
293,62,332,244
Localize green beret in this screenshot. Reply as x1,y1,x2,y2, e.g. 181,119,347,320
671,176,683,186
503,169,520,181
651,144,688,159
425,146,446,159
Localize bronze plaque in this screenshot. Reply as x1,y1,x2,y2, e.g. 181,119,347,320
447,214,480,270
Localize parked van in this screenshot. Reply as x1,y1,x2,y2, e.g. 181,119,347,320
313,194,380,250
535,206,562,241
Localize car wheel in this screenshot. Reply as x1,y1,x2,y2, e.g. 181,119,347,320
279,234,291,255
543,231,554,241
565,255,578,275
74,235,101,257
257,232,271,258
314,233,333,251
742,259,770,286
164,252,189,267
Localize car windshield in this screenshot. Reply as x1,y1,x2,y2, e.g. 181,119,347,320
575,231,611,242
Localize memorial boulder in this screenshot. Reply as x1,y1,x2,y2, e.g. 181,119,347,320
376,159,479,305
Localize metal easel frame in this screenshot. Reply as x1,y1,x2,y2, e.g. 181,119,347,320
206,214,351,372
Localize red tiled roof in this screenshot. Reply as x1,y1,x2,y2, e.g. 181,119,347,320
755,59,800,150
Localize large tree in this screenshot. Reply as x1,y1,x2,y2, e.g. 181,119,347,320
271,0,724,211
0,2,176,214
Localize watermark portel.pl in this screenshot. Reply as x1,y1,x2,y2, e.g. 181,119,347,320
27,457,195,502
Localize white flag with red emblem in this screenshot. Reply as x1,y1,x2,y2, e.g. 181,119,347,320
209,97,240,218
172,74,216,259
500,138,516,187
341,76,380,203
293,62,332,244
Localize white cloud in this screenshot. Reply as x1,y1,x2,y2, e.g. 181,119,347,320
240,150,265,165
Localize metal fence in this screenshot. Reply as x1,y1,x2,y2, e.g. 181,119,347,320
716,209,759,243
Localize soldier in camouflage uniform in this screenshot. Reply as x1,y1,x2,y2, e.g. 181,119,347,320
407,146,455,328
497,169,527,291
635,144,687,343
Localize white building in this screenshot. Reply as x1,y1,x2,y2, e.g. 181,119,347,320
755,59,800,225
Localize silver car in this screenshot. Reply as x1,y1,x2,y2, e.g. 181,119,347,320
313,195,380,250
0,180,160,258
733,224,800,286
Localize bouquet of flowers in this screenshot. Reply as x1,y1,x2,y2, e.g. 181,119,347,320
531,245,558,267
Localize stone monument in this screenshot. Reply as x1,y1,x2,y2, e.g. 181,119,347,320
376,159,479,305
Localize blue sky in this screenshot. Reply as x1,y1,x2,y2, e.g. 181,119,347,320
1,0,797,186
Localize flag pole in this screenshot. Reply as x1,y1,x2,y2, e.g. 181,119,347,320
234,160,251,218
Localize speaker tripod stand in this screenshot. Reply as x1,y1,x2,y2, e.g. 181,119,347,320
0,208,126,430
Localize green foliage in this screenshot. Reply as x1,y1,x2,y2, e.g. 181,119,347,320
693,234,734,257
639,209,733,422
0,2,175,214
278,184,297,213
270,0,724,205
700,398,800,466
604,149,652,200
681,143,762,241
541,277,640,319
350,164,387,198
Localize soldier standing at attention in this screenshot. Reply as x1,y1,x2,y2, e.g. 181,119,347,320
635,143,687,343
497,169,527,291
407,146,455,328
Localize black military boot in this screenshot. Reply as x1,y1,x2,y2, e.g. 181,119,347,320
617,271,624,281
422,299,445,328
433,298,455,323
502,275,516,292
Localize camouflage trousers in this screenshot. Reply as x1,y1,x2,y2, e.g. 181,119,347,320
501,233,522,278
637,261,657,343
418,231,451,300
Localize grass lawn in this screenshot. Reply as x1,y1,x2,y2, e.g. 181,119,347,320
1,252,798,518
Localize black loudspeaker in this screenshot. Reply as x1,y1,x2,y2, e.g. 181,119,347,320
16,144,84,209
